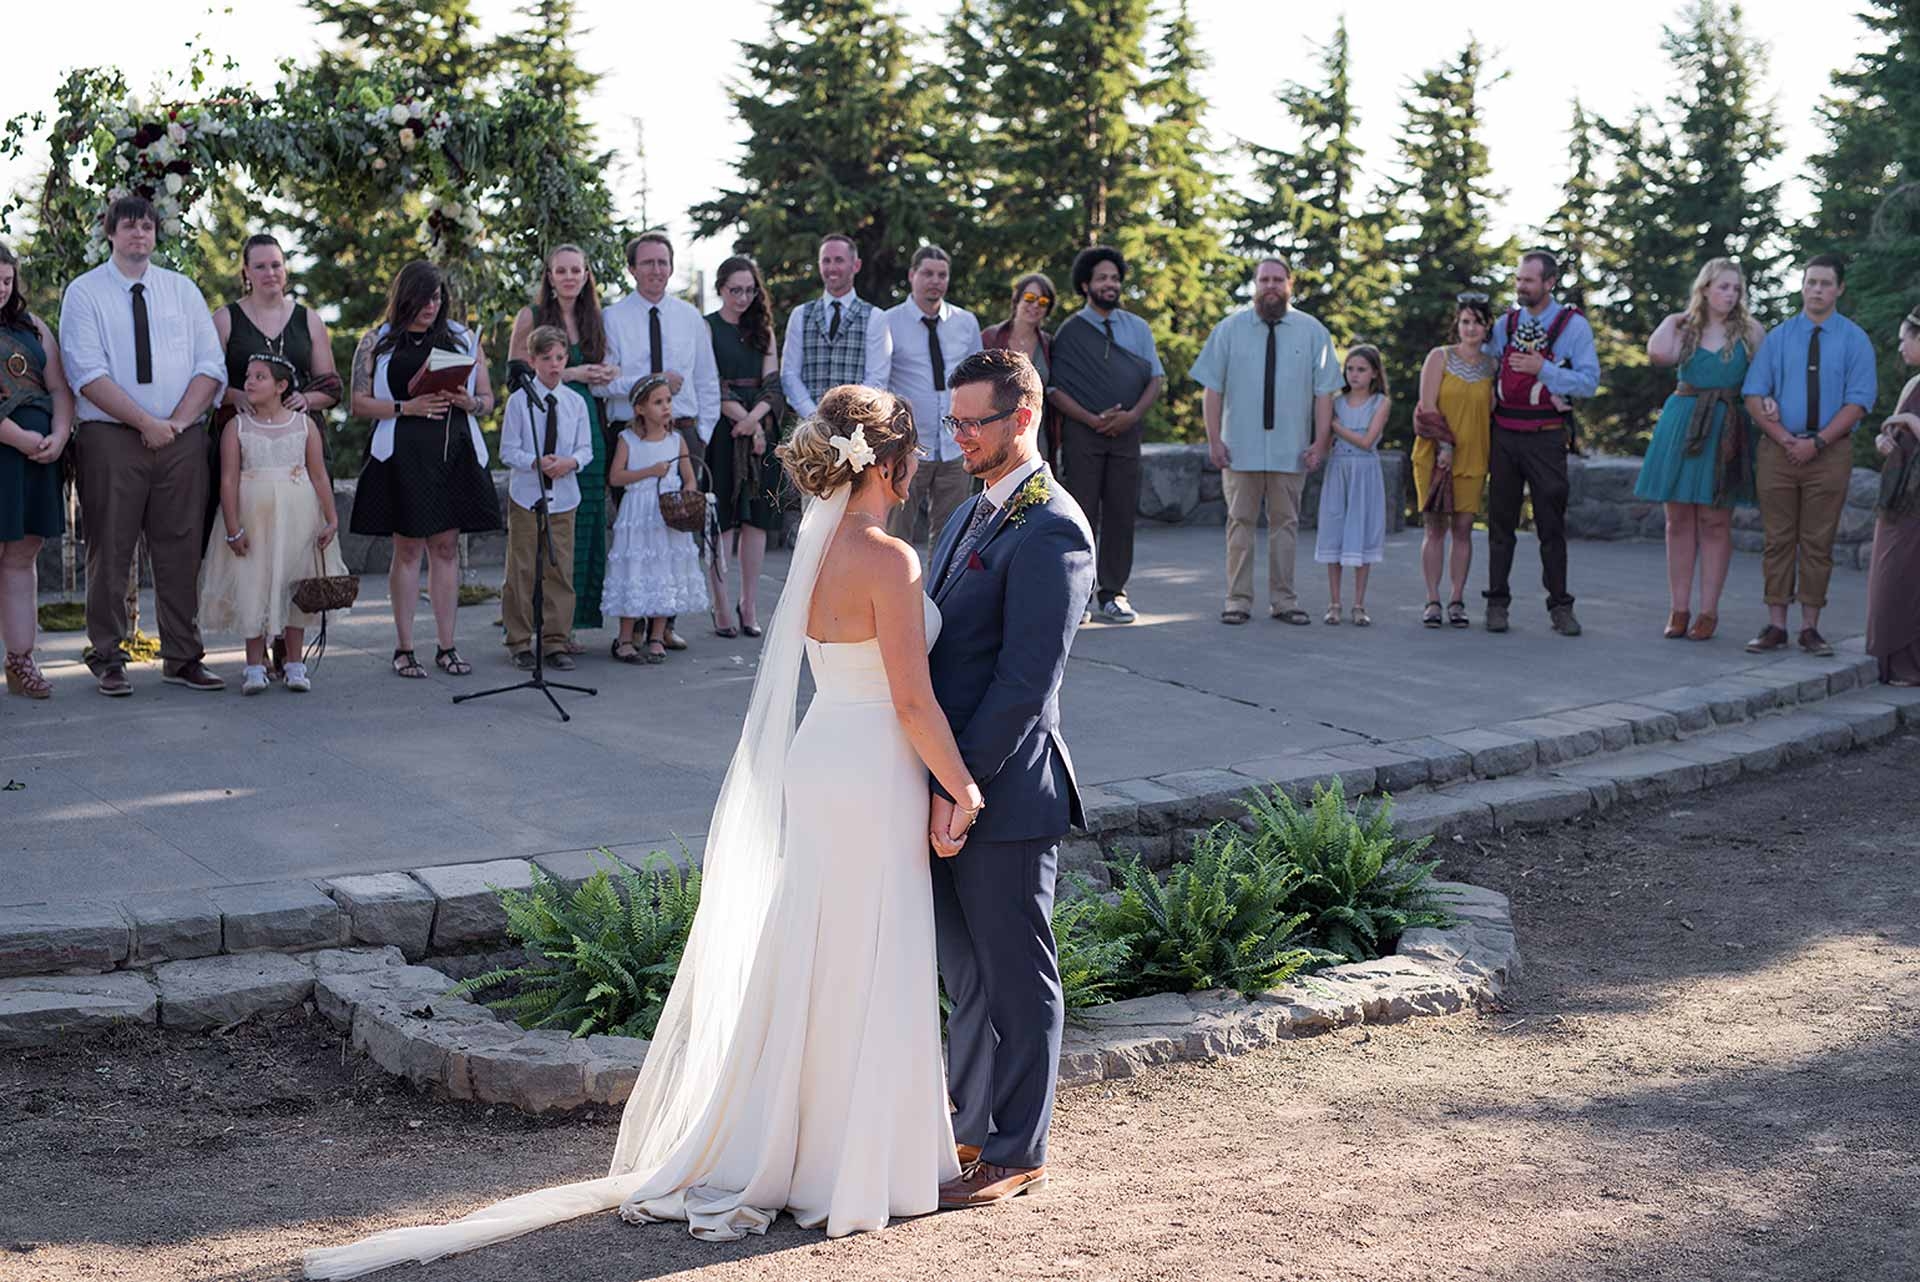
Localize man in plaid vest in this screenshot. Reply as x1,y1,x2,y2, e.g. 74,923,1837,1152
780,232,893,420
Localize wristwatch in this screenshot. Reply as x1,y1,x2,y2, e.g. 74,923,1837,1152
1811,433,1826,452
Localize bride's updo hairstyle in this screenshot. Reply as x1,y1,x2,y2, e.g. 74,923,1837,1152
777,384,919,500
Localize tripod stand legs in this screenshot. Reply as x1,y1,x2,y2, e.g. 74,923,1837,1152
454,495,597,721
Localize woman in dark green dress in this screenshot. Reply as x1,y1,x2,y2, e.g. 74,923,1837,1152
0,242,77,700
509,244,616,656
704,255,785,637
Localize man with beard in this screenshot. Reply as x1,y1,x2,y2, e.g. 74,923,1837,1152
1047,245,1162,624
1191,257,1339,625
1482,249,1600,637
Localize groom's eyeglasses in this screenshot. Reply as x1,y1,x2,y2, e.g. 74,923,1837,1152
941,406,1020,437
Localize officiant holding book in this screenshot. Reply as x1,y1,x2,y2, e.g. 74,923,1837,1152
349,260,500,679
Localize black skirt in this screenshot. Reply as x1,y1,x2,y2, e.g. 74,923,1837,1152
706,423,785,533
350,415,502,539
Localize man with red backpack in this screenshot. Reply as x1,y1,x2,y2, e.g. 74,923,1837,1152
1483,250,1601,636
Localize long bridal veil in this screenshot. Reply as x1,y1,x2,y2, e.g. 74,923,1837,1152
305,484,854,1280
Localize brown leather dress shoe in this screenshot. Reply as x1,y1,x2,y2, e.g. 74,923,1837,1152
956,1143,981,1169
1745,625,1790,654
1798,627,1835,657
938,1162,1047,1209
163,660,226,691
96,665,132,698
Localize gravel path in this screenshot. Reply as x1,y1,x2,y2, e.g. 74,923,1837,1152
6,732,1916,1282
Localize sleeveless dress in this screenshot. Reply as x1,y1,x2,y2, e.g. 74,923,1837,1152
1634,341,1754,507
349,333,502,538
565,341,610,629
1314,393,1386,567
198,412,347,637
705,312,785,534
602,430,709,619
0,320,62,541
1414,351,1494,515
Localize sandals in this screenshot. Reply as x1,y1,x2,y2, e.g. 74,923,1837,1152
611,639,645,665
1664,609,1691,640
645,639,668,664
5,650,51,700
1221,608,1251,626
1448,600,1469,629
1423,601,1443,629
434,646,472,677
1323,605,1342,626
391,648,426,679
1351,606,1371,627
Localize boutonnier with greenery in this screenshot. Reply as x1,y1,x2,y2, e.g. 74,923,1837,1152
1005,471,1051,526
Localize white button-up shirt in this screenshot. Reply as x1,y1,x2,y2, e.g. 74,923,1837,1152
60,258,226,423
604,291,720,439
780,289,894,419
884,298,982,463
499,380,596,514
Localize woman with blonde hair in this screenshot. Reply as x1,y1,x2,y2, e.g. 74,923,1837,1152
1636,258,1765,641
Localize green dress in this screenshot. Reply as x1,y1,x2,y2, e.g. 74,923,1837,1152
568,342,610,629
0,320,62,541
704,311,785,533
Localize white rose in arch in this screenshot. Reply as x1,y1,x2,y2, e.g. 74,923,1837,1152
391,105,412,124
372,157,387,171
399,130,418,151
167,122,187,146
164,172,184,196
162,218,182,236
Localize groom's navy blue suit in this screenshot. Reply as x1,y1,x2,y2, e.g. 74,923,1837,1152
926,462,1094,1171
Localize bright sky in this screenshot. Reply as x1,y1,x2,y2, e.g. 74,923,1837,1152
0,0,1869,305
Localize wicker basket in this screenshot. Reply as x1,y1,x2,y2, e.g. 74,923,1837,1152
659,456,713,535
290,546,360,614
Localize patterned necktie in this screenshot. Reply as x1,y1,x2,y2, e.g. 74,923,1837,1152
939,495,996,595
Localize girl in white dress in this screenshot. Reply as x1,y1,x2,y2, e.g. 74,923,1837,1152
1314,345,1390,626
603,375,708,663
198,354,344,694
307,386,985,1278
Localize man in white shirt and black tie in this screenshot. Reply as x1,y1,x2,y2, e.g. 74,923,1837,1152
61,195,228,697
884,245,983,554
781,232,893,419
604,231,719,649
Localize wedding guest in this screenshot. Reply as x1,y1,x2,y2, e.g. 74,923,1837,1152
499,326,594,672
1637,259,1763,642
1315,346,1389,625
1413,293,1495,629
1049,245,1162,624
885,245,982,554
1484,249,1600,637
605,376,707,664
1191,256,1336,626
212,232,340,678
61,195,228,696
347,260,499,679
1741,253,1876,657
509,244,617,653
705,255,785,639
1866,310,1920,686
781,232,893,419
0,243,76,700
605,231,718,652
979,272,1059,466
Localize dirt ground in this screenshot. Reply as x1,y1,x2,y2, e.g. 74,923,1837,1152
5,731,1917,1282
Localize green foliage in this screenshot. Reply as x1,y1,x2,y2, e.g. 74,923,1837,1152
452,855,699,1039
1240,780,1456,964
1051,890,1134,1010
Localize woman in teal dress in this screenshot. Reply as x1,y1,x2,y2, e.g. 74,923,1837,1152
508,246,618,655
1636,258,1764,643
0,242,77,700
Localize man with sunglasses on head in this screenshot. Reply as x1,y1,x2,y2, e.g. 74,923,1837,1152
884,244,982,555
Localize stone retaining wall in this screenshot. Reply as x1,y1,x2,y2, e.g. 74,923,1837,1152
1136,444,1409,533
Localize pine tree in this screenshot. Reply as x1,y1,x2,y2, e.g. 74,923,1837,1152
1382,40,1514,446
490,0,600,151
689,0,948,317
1236,18,1393,346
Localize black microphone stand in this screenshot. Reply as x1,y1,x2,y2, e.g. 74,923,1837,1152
455,374,598,722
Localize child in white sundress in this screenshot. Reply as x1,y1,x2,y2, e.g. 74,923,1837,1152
603,374,708,663
199,354,346,694
1314,344,1390,626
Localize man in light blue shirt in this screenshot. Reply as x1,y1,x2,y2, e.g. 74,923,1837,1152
1740,252,1876,656
884,245,982,553
1192,257,1339,624
1048,245,1164,624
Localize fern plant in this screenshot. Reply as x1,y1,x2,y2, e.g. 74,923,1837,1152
1052,885,1134,1010
1242,779,1457,963
1092,827,1325,1000
451,853,700,1039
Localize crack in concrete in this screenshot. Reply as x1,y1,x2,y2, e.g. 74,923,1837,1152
1072,655,1381,744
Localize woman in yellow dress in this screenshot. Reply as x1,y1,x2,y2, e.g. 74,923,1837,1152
1413,294,1495,628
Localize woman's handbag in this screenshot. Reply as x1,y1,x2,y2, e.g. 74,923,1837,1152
290,543,360,614
659,455,712,535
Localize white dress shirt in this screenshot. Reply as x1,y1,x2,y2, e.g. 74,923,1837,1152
61,258,227,423
500,380,596,514
604,292,721,439
981,453,1047,511
780,289,894,419
884,298,982,463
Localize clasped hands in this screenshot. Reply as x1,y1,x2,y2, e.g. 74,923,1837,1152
1090,405,1139,437
537,453,578,480
1879,412,1919,457
928,793,982,860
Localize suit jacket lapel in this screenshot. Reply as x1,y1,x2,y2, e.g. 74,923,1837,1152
933,464,1053,608
930,493,983,605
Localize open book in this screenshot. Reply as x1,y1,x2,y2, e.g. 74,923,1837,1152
407,346,475,397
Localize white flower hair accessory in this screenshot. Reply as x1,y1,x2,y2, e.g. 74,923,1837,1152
831,425,877,474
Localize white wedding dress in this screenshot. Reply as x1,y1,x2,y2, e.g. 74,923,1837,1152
306,486,959,1278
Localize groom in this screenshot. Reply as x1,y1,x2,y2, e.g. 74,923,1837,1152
925,349,1095,1208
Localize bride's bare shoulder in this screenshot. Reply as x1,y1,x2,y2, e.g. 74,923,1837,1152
840,522,924,589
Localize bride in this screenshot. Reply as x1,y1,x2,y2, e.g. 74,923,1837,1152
307,386,984,1277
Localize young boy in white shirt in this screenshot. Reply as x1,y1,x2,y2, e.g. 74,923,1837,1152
500,325,595,669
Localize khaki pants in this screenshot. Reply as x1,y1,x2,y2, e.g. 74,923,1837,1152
75,420,208,667
1756,435,1853,608
887,455,975,554
1222,468,1305,614
501,499,577,654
